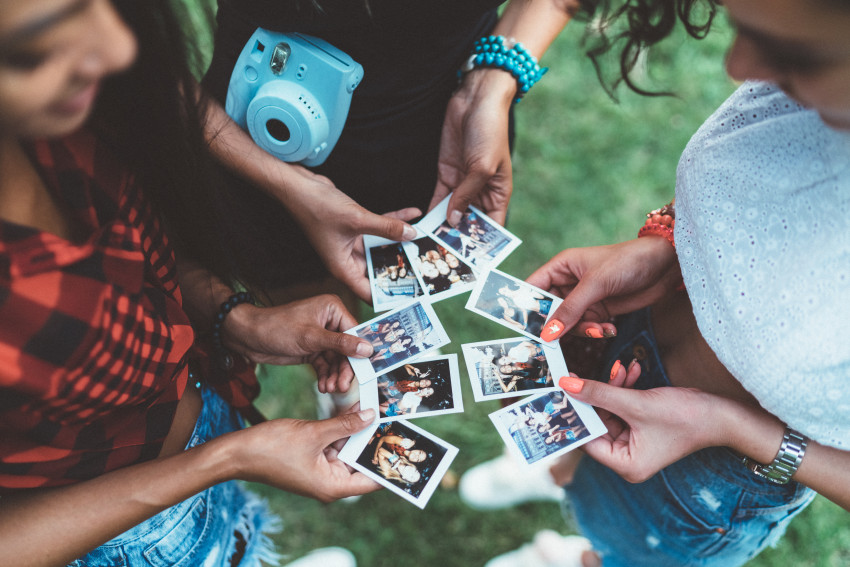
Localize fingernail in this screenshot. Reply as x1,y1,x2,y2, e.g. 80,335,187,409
359,409,375,422
402,224,418,240
627,358,639,373
355,342,373,357
559,376,584,393
540,319,564,342
586,328,603,339
603,328,617,338
448,210,462,226
609,360,622,382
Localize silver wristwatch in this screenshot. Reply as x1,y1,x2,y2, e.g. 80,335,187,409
742,428,808,485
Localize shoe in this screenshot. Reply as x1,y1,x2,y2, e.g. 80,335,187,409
283,547,357,567
459,451,564,510
484,530,592,567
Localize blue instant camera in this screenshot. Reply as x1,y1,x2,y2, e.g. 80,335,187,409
225,29,364,166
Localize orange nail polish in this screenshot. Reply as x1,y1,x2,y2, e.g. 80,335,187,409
609,360,622,382
586,328,603,339
559,376,584,393
541,319,564,342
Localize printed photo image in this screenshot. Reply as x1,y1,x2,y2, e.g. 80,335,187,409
360,354,464,421
339,421,459,509
461,338,564,402
364,234,423,312
489,390,606,466
466,269,562,345
347,300,451,382
402,234,477,301
416,194,521,270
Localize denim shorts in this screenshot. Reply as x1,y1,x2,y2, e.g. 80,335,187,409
69,385,282,567
561,308,816,567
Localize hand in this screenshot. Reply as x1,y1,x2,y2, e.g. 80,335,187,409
223,294,371,393
430,70,514,226
560,374,722,483
527,238,681,341
284,165,421,302
230,408,382,503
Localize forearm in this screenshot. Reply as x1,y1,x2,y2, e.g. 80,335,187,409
0,436,236,566
718,399,850,511
454,0,579,109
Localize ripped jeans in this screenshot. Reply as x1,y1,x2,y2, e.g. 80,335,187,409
561,308,816,567
69,385,281,567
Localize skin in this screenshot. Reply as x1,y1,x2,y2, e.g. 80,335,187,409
529,0,850,511
0,2,382,564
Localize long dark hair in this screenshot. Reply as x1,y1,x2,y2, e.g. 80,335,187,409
91,0,278,292
577,0,720,96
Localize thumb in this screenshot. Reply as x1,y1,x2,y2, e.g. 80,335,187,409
558,376,637,419
318,409,376,445
361,209,420,242
303,327,374,359
446,172,488,226
539,278,611,343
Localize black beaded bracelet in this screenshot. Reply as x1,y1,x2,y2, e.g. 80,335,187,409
212,291,255,369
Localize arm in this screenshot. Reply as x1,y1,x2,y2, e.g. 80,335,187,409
202,96,420,301
0,410,379,567
561,376,850,511
433,0,583,225
177,258,372,393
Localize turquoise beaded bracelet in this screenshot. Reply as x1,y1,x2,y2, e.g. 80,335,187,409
459,35,548,103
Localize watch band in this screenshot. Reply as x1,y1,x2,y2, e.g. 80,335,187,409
742,428,808,485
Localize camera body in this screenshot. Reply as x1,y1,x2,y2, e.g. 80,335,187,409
225,29,364,166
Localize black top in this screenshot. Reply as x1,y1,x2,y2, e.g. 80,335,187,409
203,1,508,286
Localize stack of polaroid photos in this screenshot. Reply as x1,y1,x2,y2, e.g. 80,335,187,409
341,195,605,507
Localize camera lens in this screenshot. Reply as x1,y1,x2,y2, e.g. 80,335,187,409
266,119,290,142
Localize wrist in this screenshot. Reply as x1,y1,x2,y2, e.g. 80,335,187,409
720,399,787,464
456,67,518,108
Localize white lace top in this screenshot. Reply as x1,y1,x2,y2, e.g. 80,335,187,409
676,81,850,450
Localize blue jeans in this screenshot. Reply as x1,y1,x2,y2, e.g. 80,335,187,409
562,308,815,567
70,386,281,567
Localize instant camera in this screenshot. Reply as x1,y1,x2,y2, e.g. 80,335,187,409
225,29,364,166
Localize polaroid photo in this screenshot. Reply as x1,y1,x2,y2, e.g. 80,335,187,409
416,194,522,271
488,390,606,466
465,269,563,347
360,354,464,421
364,234,424,312
346,300,451,383
461,338,564,402
339,420,459,509
401,233,477,302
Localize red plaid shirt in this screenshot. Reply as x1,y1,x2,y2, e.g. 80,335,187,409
0,131,257,492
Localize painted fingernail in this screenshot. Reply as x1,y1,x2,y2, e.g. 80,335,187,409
355,342,373,357
586,328,604,339
359,409,376,422
402,224,418,240
609,360,622,382
559,376,585,393
448,210,462,226
540,319,564,342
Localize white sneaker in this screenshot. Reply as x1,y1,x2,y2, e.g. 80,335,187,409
283,547,357,567
459,452,564,510
485,530,592,567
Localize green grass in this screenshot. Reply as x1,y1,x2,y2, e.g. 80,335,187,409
181,3,849,565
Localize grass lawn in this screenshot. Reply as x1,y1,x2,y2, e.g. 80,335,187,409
183,3,850,565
